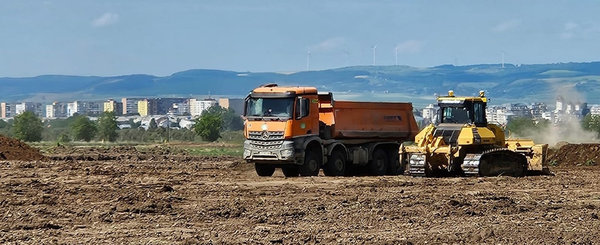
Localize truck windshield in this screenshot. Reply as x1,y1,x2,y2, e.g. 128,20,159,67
245,97,294,118
441,106,470,124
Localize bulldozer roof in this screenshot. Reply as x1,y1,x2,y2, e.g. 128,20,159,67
437,95,488,103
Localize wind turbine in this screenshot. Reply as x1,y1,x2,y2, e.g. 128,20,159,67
372,45,377,66
395,47,399,66
306,50,311,71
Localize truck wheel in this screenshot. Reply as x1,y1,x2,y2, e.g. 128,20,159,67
369,149,389,176
324,150,346,176
300,151,320,176
388,152,405,175
255,164,275,177
282,166,300,177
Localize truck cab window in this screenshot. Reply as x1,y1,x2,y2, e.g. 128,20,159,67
245,97,294,118
295,98,309,119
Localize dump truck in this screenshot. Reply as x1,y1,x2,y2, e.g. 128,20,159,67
400,90,550,177
243,84,419,177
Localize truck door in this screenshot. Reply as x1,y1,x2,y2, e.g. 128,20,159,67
293,96,318,137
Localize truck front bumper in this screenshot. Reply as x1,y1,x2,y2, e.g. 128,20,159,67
243,140,302,164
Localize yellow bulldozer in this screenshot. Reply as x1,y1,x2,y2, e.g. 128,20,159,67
400,91,551,177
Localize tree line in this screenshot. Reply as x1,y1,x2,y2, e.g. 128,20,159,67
0,105,243,143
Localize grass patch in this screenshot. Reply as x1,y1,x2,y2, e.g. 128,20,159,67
577,159,597,166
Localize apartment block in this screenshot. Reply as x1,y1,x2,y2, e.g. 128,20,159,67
13,102,43,117
1,103,15,118
189,98,217,116
218,98,244,115
138,99,158,116
67,101,102,117
103,99,123,115
121,98,144,115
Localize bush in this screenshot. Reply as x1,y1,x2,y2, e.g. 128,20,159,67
12,111,43,142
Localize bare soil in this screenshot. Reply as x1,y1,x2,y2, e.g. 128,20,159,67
0,143,599,244
0,135,46,161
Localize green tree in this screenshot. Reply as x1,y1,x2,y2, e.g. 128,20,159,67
194,111,223,142
0,120,9,129
57,133,71,144
12,111,43,142
149,118,157,129
70,115,97,142
97,111,118,142
128,118,141,129
204,105,243,131
582,114,600,136
506,117,537,137
222,108,244,131
506,117,550,138
0,119,12,136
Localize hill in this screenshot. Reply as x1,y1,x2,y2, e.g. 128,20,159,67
2,62,600,107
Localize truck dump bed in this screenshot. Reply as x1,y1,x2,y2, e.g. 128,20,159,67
319,94,418,140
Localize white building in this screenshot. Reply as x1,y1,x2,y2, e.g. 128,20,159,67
422,104,438,125
46,105,55,118
590,105,600,116
189,98,217,117
15,103,27,115
67,101,79,117
179,118,196,129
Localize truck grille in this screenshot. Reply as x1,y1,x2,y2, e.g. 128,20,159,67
248,131,285,141
250,140,284,150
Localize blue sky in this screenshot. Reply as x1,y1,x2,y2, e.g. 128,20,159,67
1,0,599,77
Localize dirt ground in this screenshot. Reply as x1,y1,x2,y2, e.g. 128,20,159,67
1,143,600,244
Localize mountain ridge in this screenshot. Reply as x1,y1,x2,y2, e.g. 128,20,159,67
2,62,600,107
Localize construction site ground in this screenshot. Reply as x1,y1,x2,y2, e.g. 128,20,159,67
1,142,600,244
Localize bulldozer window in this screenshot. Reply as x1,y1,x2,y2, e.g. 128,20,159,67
442,107,470,123
473,102,486,125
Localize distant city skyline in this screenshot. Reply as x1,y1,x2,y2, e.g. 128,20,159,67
1,0,600,77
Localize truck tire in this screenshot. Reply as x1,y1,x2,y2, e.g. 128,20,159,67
324,150,346,176
255,163,275,177
300,151,320,176
388,152,405,175
369,149,389,176
282,165,300,177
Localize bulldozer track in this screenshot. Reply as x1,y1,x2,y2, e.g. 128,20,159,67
462,148,527,177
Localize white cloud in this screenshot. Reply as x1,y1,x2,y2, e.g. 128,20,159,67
92,12,119,27
492,19,521,32
395,40,423,54
564,21,579,31
309,37,347,53
560,21,600,39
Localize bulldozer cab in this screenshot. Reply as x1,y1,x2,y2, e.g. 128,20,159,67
437,91,488,127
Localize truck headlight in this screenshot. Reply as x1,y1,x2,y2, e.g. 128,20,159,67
280,149,294,158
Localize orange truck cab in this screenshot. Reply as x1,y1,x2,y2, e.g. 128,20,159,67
243,84,418,177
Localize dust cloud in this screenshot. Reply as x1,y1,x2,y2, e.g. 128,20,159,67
511,84,599,147
529,119,598,147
